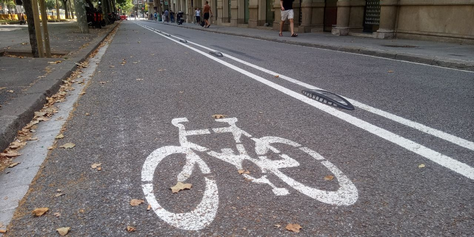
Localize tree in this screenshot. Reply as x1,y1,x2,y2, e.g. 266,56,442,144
22,0,39,57
116,0,132,14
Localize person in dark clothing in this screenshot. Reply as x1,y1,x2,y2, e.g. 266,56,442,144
279,0,297,37
203,1,213,28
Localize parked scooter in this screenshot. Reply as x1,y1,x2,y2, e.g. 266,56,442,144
176,11,184,25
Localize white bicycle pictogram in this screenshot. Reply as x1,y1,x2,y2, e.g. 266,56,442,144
142,117,358,230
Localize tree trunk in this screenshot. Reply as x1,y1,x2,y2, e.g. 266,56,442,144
62,0,69,19
22,0,39,57
73,0,89,33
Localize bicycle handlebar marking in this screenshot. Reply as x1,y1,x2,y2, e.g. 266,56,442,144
142,117,358,230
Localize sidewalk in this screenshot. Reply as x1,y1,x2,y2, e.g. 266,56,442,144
0,21,118,151
162,20,474,71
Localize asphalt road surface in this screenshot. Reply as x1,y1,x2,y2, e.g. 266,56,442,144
5,21,474,236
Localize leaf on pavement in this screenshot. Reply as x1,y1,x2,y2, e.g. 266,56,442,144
56,134,65,139
127,226,136,232
0,229,6,233
286,223,302,233
324,175,334,181
91,163,101,169
32,207,49,217
8,162,20,168
275,75,279,78
147,204,151,211
54,212,61,217
212,114,225,119
56,227,70,236
60,143,75,149
238,169,250,174
79,92,86,95
388,70,394,73
1,151,21,158
274,224,281,228
55,193,65,198
170,182,192,193
9,141,26,149
418,164,425,168
130,199,144,207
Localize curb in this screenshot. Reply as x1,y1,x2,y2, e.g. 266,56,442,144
0,22,121,151
159,22,474,72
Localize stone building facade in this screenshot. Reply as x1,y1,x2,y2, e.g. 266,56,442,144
152,0,474,44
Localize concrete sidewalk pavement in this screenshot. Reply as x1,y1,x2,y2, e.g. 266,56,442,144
0,21,119,151
158,20,474,71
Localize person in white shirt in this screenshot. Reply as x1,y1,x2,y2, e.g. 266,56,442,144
195,8,201,24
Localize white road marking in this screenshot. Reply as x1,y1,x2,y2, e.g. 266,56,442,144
0,35,112,227
137,23,474,180
182,33,474,153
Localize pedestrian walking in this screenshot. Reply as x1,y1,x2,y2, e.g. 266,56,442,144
164,9,169,22
203,1,213,28
195,8,201,24
279,0,297,37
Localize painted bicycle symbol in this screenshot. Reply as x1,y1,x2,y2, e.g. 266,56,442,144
141,117,358,230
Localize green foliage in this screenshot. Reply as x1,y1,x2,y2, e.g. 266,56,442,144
116,0,133,14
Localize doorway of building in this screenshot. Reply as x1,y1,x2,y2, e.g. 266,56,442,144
324,0,337,32
265,0,273,26
363,0,380,33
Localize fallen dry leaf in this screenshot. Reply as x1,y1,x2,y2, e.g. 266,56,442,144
388,70,394,73
275,75,279,78
7,90,14,93
286,223,302,233
130,199,144,207
238,169,250,174
56,227,70,236
8,162,20,168
171,182,192,193
85,113,90,116
91,163,101,169
418,164,425,168
0,229,6,233
212,114,225,119
48,146,54,150
127,226,136,232
32,207,49,217
60,143,75,149
147,204,151,211
79,92,86,95
9,141,26,149
56,134,65,139
54,212,61,217
55,193,64,198
274,224,281,228
1,151,21,158
324,175,334,181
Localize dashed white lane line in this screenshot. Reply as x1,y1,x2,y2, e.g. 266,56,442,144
137,23,474,180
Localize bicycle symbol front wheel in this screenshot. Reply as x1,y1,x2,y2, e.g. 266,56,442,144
141,146,219,230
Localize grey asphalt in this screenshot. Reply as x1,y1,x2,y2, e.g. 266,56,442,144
2,20,473,236
0,21,119,151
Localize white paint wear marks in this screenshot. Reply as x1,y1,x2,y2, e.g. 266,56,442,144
141,117,358,230
137,23,474,181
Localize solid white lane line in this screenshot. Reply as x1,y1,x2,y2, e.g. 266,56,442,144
178,37,474,152
137,23,474,180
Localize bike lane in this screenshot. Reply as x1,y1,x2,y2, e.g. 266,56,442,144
5,21,474,236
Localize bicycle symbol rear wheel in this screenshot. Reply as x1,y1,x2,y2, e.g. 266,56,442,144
141,146,219,230
256,136,358,206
